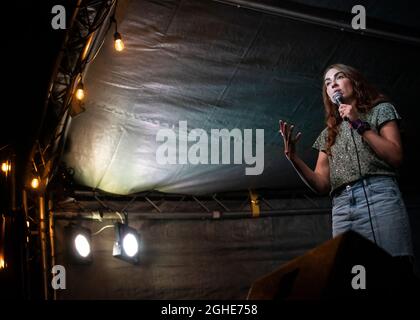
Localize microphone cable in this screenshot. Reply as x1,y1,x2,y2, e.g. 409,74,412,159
333,92,377,244
349,126,377,245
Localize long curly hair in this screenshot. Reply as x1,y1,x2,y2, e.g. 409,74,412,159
322,64,388,155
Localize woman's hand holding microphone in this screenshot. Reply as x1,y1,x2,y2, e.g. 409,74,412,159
338,103,359,122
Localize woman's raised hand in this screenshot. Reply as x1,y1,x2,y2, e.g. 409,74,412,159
279,120,302,160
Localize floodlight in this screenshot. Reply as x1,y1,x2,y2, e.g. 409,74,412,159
113,223,140,264
65,224,92,264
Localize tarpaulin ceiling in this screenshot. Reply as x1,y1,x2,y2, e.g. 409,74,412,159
63,0,420,195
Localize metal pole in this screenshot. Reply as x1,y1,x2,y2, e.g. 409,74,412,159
212,0,420,46
53,207,332,221
22,190,31,299
48,198,57,301
38,195,49,300
11,154,16,211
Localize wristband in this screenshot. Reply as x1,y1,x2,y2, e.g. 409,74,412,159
350,119,371,135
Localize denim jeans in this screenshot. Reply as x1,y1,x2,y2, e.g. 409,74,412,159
332,175,413,257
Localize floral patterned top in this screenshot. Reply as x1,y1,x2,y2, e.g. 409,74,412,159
312,102,401,196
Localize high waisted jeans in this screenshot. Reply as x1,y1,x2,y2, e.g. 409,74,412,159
332,175,413,257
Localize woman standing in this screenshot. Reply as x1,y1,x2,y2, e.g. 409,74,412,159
279,64,413,263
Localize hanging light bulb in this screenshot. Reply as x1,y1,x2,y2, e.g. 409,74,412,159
31,177,40,189
114,32,124,52
75,81,85,101
1,161,11,173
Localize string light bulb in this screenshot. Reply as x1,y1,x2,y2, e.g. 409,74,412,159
1,161,11,173
31,177,40,189
114,32,124,52
75,81,85,101
111,14,124,52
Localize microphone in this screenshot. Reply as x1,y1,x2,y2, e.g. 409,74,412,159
332,91,348,121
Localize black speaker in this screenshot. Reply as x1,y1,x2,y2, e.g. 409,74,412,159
247,231,419,299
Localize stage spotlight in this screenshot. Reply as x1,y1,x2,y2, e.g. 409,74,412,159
65,224,92,264
114,32,124,52
75,234,91,257
113,223,140,264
